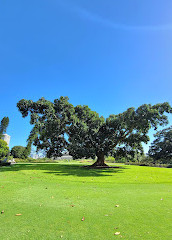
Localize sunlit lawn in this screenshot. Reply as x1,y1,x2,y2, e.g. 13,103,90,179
0,161,172,240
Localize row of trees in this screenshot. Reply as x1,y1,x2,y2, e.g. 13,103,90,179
0,117,30,160
0,100,171,165
17,97,172,167
0,144,30,160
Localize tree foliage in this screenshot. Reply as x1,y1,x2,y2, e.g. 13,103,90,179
68,102,171,166
0,117,9,135
17,97,172,166
17,97,74,158
148,126,172,163
0,139,9,159
114,144,144,162
11,145,30,159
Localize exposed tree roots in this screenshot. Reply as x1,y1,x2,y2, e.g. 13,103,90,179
83,162,120,169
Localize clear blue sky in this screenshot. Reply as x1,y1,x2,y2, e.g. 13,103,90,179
0,0,172,152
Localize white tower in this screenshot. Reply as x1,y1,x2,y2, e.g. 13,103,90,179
1,134,11,146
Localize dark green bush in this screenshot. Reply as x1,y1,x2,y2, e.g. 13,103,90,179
11,146,29,159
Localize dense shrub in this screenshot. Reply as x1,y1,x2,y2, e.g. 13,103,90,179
105,156,115,163
115,157,126,163
0,139,9,159
14,157,59,163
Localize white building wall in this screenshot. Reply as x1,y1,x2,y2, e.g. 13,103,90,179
1,134,11,146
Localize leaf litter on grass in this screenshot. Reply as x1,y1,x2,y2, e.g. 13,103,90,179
114,232,121,235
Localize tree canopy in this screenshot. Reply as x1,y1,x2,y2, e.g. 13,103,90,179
148,126,172,164
17,97,74,158
11,145,30,159
17,97,172,167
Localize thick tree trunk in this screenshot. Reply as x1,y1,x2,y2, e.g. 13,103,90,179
91,152,109,168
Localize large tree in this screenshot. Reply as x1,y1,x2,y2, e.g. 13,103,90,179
17,97,171,167
148,126,172,164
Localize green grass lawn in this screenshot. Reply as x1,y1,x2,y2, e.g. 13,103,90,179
0,162,172,240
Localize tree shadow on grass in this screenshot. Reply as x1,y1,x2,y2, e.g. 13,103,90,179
0,163,127,177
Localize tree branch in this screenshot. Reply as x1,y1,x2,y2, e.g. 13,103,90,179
111,129,133,149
